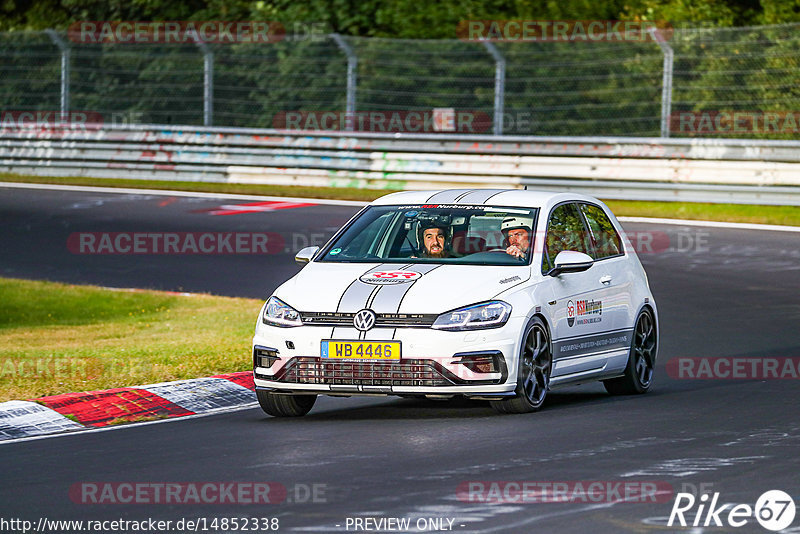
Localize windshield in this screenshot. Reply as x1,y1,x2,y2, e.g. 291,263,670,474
319,205,539,265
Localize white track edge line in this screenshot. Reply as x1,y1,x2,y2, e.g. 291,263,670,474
617,216,800,232
0,181,368,207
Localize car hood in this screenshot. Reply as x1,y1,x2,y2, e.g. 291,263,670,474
274,262,531,314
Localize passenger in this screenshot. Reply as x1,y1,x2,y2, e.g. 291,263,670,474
501,216,533,260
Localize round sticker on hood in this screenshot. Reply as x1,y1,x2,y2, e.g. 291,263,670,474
359,270,422,285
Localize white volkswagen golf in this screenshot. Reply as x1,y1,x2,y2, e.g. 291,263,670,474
253,189,658,416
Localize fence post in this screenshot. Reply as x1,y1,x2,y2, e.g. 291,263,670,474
45,30,70,118
330,33,357,130
650,27,674,138
481,42,505,136
193,40,214,127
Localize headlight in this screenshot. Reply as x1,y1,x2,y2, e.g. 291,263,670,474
262,297,302,327
432,301,511,331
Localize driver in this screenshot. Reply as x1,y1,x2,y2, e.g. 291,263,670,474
501,216,533,260
417,221,451,258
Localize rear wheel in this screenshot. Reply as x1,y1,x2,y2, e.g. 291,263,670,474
491,317,551,414
604,308,657,395
257,390,317,417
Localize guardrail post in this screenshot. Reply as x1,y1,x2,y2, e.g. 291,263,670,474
481,42,505,136
330,34,357,131
650,27,674,138
45,30,70,118
193,40,214,127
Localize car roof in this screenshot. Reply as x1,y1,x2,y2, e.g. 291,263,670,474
371,188,602,211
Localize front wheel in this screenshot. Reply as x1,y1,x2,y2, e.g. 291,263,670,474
491,317,552,414
604,308,657,395
257,389,317,417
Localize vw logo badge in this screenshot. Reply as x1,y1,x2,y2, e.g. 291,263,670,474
353,309,377,331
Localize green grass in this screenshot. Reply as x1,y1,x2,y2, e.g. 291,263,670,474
2,172,799,226
0,278,176,328
603,200,800,227
0,277,262,402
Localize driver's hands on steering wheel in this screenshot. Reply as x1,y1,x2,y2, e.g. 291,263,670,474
505,244,526,259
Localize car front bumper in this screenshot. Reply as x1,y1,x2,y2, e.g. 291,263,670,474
252,317,526,398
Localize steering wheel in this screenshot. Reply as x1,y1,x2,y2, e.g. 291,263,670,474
488,246,528,261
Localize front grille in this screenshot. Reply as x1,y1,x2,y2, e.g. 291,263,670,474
271,357,454,387
299,312,436,328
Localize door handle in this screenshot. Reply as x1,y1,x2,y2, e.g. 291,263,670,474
599,275,612,285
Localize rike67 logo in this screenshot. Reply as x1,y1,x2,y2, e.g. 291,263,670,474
668,490,796,531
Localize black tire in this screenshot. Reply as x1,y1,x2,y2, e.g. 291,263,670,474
257,389,317,417
491,317,552,414
604,308,657,395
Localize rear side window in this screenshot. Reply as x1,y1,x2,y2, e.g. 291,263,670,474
542,203,592,273
580,203,623,259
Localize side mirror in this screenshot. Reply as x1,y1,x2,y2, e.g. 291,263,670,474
549,250,594,276
295,246,320,265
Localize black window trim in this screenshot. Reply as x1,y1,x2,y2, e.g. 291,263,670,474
577,201,626,262
541,200,627,275
541,201,589,274
314,204,370,261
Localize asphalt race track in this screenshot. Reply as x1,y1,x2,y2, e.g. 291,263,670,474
1,184,799,533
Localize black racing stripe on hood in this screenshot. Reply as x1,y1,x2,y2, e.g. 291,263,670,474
332,263,438,339
459,189,511,204
358,263,437,314
335,263,405,314
365,284,381,309
454,190,477,202
394,264,441,313
426,189,473,203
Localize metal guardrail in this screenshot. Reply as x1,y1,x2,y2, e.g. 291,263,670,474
1,124,800,205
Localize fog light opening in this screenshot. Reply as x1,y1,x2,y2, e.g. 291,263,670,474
453,353,499,374
254,346,281,368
